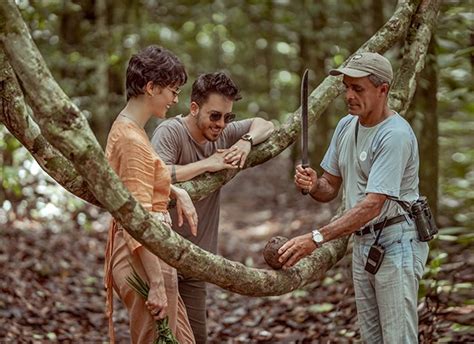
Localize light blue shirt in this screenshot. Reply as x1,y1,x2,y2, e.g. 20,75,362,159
321,113,419,224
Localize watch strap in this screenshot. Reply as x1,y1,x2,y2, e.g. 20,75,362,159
241,133,253,146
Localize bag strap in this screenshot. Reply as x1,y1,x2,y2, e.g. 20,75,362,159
354,118,359,149
353,117,411,214
394,199,411,212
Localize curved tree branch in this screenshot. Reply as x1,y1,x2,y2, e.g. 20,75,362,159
0,0,433,296
0,52,101,206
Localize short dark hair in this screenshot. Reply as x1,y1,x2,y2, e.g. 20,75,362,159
126,45,187,100
191,72,242,106
368,74,389,88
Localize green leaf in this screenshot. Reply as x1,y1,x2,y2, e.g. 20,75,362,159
308,303,334,313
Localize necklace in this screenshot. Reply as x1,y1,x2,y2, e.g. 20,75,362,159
119,113,142,128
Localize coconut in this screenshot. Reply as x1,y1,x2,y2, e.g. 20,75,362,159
263,236,289,269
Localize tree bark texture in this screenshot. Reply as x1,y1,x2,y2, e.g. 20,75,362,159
389,0,440,116
0,0,437,296
389,0,440,216
0,52,101,206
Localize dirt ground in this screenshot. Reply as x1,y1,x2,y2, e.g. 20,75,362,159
1,155,473,343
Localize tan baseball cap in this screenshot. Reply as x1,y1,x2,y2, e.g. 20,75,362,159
329,52,393,84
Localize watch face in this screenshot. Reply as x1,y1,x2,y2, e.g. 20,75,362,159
312,230,323,243
241,134,253,144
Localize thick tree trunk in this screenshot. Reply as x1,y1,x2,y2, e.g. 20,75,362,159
388,0,440,216
389,0,439,115
0,0,438,296
371,0,386,33
92,0,110,147
417,40,439,217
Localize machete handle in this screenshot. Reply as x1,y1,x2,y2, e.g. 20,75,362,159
301,163,310,195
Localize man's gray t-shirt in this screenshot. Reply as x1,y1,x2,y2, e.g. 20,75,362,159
151,116,252,253
321,113,419,225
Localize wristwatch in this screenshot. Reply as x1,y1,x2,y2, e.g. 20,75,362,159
240,133,253,146
311,229,324,247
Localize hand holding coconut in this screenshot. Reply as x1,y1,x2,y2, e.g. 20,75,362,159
263,229,324,269
277,233,319,269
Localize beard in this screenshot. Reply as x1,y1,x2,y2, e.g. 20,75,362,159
196,113,223,142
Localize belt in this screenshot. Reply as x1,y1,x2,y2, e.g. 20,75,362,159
355,214,410,236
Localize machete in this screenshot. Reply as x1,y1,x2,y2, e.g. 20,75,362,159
300,69,309,195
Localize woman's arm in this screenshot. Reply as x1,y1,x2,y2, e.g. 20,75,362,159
170,185,198,236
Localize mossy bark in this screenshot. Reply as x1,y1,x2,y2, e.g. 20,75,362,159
0,52,101,206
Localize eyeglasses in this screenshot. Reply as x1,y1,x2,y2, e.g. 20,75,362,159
209,111,236,124
167,87,181,98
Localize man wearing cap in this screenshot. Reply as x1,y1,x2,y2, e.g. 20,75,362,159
278,52,428,343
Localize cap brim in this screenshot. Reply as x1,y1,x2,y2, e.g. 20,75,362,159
329,67,371,78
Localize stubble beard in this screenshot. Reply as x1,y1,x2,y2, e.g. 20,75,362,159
196,113,220,142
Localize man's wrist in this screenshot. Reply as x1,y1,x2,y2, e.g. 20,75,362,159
311,228,325,247
240,133,253,146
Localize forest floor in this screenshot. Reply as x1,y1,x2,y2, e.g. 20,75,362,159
1,154,473,343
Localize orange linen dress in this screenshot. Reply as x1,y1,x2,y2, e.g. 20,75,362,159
104,119,195,344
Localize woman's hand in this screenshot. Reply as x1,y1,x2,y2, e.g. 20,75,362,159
145,281,168,320
172,186,198,236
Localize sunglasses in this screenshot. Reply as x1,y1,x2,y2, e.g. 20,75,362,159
209,111,236,124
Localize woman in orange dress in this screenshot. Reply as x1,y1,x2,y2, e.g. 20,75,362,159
104,45,196,343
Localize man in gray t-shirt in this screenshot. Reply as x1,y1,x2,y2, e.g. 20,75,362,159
151,72,274,343
278,53,428,343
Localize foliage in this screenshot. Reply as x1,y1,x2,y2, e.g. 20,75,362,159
435,0,473,228
0,126,96,229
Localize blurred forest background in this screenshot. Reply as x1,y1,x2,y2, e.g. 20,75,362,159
0,0,473,342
